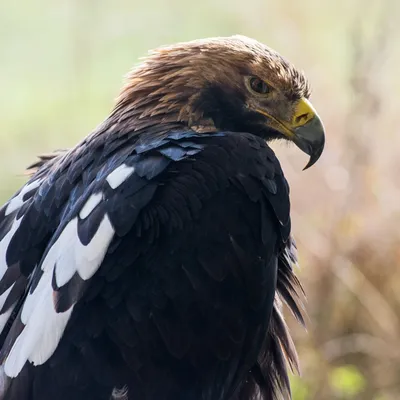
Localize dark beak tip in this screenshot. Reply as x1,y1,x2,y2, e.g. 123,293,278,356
302,142,324,171
302,161,313,171
302,157,317,171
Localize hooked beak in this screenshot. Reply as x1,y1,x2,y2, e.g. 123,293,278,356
257,98,325,169
290,98,325,169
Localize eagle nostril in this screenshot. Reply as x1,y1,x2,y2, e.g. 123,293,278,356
295,113,310,125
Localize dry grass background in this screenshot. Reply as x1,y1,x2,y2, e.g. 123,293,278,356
1,0,399,398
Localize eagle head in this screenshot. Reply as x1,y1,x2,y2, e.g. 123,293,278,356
114,35,325,169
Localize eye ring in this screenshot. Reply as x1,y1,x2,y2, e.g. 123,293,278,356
248,77,270,95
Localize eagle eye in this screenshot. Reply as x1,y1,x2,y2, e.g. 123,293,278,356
248,77,270,95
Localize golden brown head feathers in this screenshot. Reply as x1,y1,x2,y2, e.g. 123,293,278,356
112,35,310,135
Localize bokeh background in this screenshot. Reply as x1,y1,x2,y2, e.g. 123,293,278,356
1,0,400,398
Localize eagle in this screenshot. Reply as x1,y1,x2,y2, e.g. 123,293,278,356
0,35,324,400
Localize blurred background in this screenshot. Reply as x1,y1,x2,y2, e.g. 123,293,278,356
1,0,399,398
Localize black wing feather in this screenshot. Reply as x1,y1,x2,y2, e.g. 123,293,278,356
0,129,303,400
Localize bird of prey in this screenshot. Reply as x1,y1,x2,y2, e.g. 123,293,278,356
0,35,325,400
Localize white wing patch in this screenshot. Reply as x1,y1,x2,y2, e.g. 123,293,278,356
53,214,114,285
0,307,15,335
0,179,42,287
0,285,16,333
106,164,135,189
0,218,22,280
4,273,73,377
4,210,115,378
79,192,103,219
0,180,43,347
4,179,42,217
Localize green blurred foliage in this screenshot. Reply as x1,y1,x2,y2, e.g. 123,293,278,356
291,375,310,400
1,0,400,398
330,365,366,398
